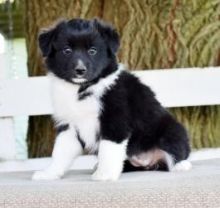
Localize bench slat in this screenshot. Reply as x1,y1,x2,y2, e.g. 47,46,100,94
0,68,220,117
136,68,220,108
0,77,53,117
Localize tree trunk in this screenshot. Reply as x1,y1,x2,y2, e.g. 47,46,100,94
24,0,220,157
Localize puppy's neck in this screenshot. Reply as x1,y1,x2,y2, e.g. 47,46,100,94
79,60,119,92
100,60,119,79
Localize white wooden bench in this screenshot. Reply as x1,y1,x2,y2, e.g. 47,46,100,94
0,67,220,208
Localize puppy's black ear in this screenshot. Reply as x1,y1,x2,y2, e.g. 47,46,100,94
94,19,120,54
38,27,56,57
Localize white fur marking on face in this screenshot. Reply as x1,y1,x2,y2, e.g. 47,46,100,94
92,139,128,181
171,160,192,172
76,59,86,70
32,127,82,180
72,78,87,83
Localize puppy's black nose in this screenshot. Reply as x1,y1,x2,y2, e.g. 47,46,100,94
75,68,86,76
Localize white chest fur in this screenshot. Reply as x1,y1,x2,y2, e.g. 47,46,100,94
48,74,100,152
48,65,123,153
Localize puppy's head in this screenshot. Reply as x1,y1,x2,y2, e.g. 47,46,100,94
39,18,120,84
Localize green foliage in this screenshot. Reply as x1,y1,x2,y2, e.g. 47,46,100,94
0,0,24,38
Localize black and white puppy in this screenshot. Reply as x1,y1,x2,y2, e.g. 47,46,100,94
32,18,191,181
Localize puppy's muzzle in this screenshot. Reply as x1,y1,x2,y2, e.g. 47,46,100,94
75,68,86,77
74,59,87,78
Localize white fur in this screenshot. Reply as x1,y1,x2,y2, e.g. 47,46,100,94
49,74,100,153
49,64,124,152
32,65,124,180
72,59,87,83
32,127,82,180
76,59,86,70
164,152,175,171
92,139,128,181
164,152,192,172
88,64,123,98
172,160,192,171
72,78,87,83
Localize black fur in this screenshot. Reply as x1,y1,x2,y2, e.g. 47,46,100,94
39,18,119,85
40,18,190,172
76,129,86,149
100,71,190,170
56,124,69,135
78,91,92,100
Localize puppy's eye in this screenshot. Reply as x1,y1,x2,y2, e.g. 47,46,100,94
88,47,97,56
63,48,73,56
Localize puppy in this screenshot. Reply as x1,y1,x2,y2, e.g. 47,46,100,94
32,18,191,181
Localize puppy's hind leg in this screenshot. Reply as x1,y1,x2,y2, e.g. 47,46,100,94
158,117,191,172
159,140,192,172
171,160,192,171
32,126,83,180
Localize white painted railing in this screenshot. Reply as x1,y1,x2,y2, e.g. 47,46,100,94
0,67,220,160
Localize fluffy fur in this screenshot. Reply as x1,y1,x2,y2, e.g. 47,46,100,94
32,18,191,181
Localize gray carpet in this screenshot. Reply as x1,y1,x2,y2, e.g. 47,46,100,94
0,159,220,208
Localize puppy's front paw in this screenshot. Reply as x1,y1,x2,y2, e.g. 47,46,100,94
92,169,120,181
32,170,61,180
